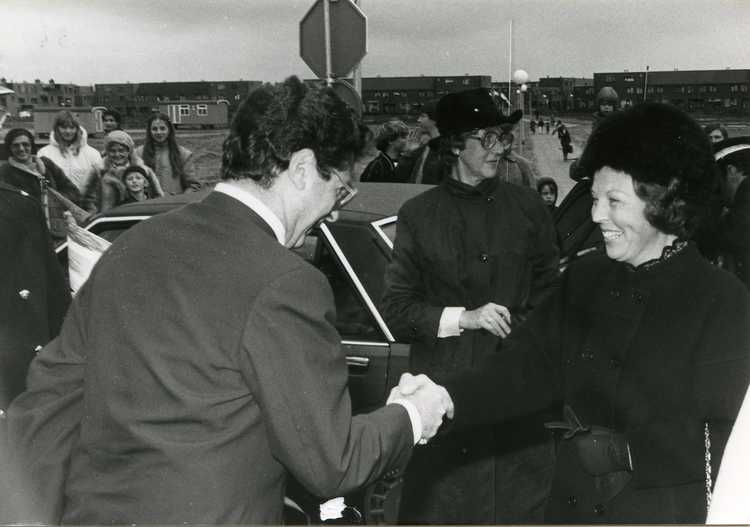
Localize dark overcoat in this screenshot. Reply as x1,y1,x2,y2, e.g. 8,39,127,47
0,158,81,240
360,151,402,183
381,177,560,523
7,191,414,525
0,182,69,410
445,244,750,523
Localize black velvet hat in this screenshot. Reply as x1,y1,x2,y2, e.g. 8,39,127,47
436,88,522,136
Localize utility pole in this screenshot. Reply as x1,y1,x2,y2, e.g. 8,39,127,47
352,0,362,97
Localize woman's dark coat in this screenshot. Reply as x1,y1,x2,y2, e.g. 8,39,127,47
0,158,80,240
444,244,750,523
0,182,69,411
381,177,560,523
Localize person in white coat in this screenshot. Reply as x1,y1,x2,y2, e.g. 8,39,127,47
38,111,102,194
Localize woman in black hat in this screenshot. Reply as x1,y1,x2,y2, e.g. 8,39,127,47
426,102,750,523
381,88,560,524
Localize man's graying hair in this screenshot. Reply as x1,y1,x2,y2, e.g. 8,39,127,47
222,76,364,188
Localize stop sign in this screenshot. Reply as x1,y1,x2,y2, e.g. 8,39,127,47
300,0,367,79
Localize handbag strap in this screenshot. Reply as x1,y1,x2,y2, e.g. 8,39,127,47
704,421,713,512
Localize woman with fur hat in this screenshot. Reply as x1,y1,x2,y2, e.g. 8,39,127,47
83,130,162,213
0,128,81,240
381,88,559,524
37,110,102,194
135,113,200,194
431,102,750,523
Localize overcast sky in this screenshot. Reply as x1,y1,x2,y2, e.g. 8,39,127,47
2,0,748,86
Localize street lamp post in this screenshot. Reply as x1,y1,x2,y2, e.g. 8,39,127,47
513,69,529,153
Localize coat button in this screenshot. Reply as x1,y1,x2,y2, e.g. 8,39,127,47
486,196,494,203
594,503,606,515
34,345,43,353
579,348,594,360
609,358,621,369
632,291,644,304
460,447,469,455
567,496,577,506
610,288,621,298
479,253,489,262
18,289,31,300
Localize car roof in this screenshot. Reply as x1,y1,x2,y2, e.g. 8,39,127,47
87,182,434,223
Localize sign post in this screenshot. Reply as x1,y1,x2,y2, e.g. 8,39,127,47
300,0,367,87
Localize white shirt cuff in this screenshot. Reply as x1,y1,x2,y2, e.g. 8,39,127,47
438,307,465,338
389,398,422,445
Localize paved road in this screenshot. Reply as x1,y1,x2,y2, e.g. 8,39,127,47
524,119,589,201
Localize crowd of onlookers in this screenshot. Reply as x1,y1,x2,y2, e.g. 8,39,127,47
0,109,201,242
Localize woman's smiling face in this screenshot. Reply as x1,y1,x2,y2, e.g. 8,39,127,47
591,166,675,267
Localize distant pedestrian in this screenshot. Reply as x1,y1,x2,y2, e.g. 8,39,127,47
714,137,750,289
101,109,123,134
545,119,550,134
557,122,572,160
395,100,443,184
360,120,409,183
529,119,536,134
705,123,729,144
536,176,558,212
135,113,200,194
497,126,536,188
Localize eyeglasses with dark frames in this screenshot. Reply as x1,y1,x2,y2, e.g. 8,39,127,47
466,130,514,150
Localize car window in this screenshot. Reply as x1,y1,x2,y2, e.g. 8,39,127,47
291,231,384,342
371,216,397,252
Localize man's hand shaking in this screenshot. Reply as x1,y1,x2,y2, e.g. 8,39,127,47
387,373,454,444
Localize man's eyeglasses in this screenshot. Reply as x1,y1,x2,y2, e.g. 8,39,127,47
467,130,514,150
332,170,358,209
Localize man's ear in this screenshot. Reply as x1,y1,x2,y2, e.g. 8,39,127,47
287,148,317,190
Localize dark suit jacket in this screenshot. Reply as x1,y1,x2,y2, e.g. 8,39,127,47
7,191,413,525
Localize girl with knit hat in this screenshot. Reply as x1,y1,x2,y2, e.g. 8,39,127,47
83,130,162,213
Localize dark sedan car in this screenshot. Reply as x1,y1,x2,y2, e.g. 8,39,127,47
55,182,432,523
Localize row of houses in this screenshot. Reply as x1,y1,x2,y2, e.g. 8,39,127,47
2,69,749,125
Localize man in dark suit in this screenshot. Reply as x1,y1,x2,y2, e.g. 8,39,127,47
6,77,452,525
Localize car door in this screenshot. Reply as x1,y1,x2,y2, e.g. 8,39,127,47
292,220,408,414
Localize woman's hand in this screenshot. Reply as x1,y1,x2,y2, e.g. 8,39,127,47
459,302,512,338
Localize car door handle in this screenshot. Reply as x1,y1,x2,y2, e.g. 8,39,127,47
346,356,370,369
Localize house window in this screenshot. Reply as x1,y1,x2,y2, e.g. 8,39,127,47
197,104,208,116
462,79,471,85
179,104,190,116
741,85,749,93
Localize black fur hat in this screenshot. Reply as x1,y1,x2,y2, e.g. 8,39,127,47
436,88,522,136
